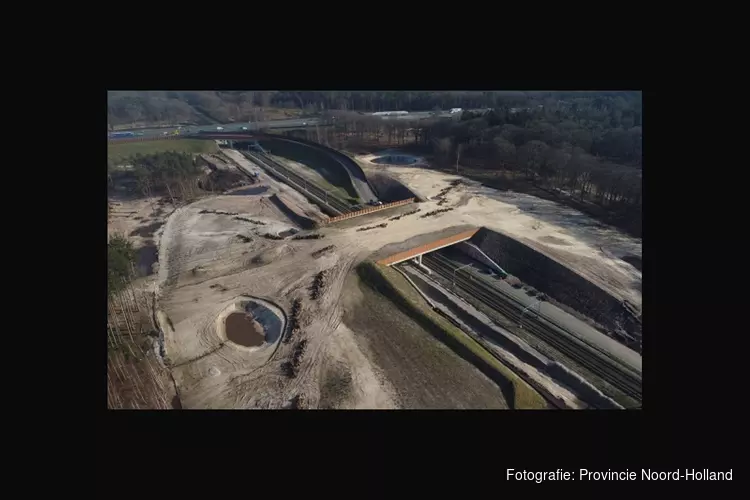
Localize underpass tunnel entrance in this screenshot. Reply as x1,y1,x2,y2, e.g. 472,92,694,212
376,228,480,267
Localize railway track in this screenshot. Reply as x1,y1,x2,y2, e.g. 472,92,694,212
241,151,352,214
420,253,642,403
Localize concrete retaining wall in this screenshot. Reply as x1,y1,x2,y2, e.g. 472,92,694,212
376,228,479,266
457,242,508,277
326,198,415,224
272,132,377,197
364,170,422,203
194,132,377,201
470,227,641,342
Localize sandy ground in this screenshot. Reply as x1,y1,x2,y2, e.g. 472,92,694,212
148,148,642,409
353,154,642,309
108,195,180,407
222,149,328,224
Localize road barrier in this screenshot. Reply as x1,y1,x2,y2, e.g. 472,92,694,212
325,198,415,225
108,135,181,145
376,228,479,266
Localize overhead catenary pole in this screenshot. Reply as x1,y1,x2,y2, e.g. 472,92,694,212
452,263,472,289
519,299,542,329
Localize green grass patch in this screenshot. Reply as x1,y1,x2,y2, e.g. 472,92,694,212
265,153,358,205
108,139,218,164
258,137,361,202
356,260,547,410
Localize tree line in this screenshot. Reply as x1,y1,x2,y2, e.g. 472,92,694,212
107,91,641,235
108,91,641,129
108,235,136,297
290,94,642,236
109,151,204,204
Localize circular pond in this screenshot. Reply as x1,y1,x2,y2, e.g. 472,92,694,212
216,297,285,351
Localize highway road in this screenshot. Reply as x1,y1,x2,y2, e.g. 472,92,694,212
420,251,642,402
110,119,319,139
108,110,467,139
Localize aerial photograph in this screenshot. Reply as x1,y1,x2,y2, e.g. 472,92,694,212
107,90,642,410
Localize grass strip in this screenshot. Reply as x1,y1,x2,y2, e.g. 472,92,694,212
357,260,548,409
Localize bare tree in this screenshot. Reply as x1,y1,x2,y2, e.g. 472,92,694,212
518,140,549,182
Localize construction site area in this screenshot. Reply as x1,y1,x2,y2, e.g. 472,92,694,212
107,133,642,410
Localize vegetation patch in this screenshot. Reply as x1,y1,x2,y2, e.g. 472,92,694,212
109,151,205,204
199,209,239,216
285,298,303,344
108,235,136,296
234,216,266,225
261,233,284,240
420,207,455,218
108,139,217,164
356,260,547,409
310,270,329,300
311,245,335,258
292,233,324,240
389,208,421,221
356,223,388,232
282,339,308,378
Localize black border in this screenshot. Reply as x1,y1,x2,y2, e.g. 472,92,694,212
95,78,737,472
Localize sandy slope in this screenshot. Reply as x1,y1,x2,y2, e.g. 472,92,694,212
151,149,642,409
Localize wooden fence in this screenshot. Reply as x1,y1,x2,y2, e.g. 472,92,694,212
325,198,415,224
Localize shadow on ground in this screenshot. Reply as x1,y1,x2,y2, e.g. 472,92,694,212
130,222,163,238
137,243,158,276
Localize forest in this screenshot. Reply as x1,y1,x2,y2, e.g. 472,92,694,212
108,151,205,204
297,94,642,236
107,91,642,235
107,91,640,128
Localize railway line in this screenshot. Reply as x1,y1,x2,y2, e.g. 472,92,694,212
240,150,353,215
418,252,642,403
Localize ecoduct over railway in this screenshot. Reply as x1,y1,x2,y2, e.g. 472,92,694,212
371,224,641,408
136,130,640,409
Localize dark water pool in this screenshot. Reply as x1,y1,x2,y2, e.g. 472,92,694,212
225,312,265,347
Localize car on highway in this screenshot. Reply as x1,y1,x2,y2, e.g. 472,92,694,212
216,126,224,131
241,126,248,131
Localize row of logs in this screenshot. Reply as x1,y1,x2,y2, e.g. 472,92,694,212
420,207,455,218
389,208,422,221
356,222,388,232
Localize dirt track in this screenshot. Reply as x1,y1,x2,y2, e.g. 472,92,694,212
147,149,642,409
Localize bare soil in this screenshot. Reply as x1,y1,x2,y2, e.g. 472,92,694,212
352,155,642,309
143,147,642,409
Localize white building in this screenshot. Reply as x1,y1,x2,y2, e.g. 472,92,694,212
372,111,409,116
